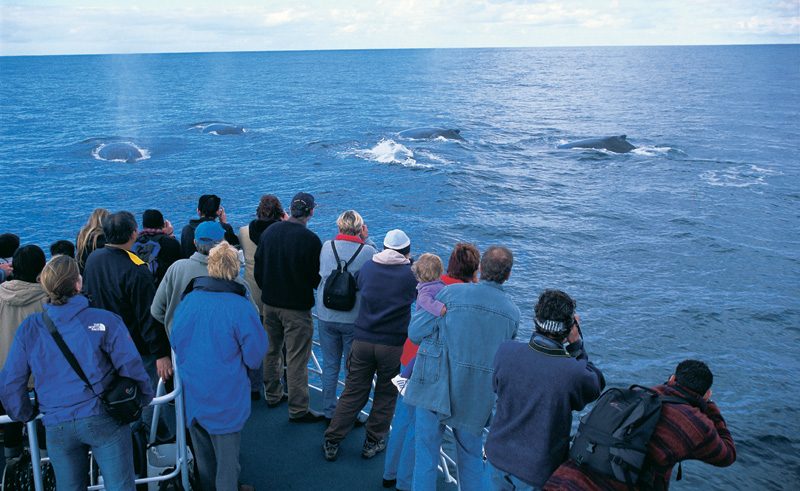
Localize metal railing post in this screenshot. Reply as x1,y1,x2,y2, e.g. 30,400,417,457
26,419,44,491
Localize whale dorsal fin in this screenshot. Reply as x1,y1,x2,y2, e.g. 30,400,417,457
620,134,627,139
454,129,461,134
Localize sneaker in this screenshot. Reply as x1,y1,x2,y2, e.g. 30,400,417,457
361,438,387,459
289,412,327,423
323,440,340,461
266,394,287,408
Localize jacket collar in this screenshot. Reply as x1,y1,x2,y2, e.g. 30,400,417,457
528,334,570,357
479,279,504,290
440,274,464,285
44,295,90,324
190,252,209,264
334,234,364,244
181,276,246,299
373,249,410,265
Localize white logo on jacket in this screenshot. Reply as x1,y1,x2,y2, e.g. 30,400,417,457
88,323,106,332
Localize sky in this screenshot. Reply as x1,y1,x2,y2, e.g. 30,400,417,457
1,0,798,56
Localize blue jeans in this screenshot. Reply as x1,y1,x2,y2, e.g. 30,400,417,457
383,384,415,490
414,407,487,491
488,461,540,490
317,319,354,418
46,413,135,491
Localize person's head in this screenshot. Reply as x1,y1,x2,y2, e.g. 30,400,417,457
194,221,225,255
447,243,480,283
0,233,20,259
383,229,411,257
83,208,111,233
142,209,165,229
12,245,46,283
256,195,284,221
40,255,81,305
479,246,513,284
533,289,576,343
290,192,316,220
207,241,240,281
412,253,444,283
197,194,222,219
671,360,714,398
102,211,138,245
336,210,365,236
49,240,76,258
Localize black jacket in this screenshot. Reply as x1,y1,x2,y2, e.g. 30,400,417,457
133,232,182,287
81,246,170,358
254,220,322,310
180,218,239,258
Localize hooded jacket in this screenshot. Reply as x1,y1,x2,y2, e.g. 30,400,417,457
0,295,153,426
0,280,47,369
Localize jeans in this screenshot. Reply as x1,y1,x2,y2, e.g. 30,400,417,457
414,407,487,491
324,340,403,444
46,413,135,491
188,422,241,491
262,306,314,417
488,461,540,490
317,319,355,418
382,392,415,490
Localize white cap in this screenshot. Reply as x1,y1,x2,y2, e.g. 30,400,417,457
383,229,411,250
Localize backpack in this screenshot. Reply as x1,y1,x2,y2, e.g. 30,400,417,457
132,237,162,276
322,241,364,311
569,385,687,486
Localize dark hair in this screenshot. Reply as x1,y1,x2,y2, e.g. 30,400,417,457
257,195,284,221
0,233,20,258
390,245,411,256
290,202,312,218
480,246,513,283
49,240,76,258
447,243,480,282
534,289,576,342
142,209,165,229
102,211,138,245
675,360,713,395
198,194,221,218
12,245,46,283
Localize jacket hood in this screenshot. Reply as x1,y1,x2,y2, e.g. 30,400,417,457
248,219,280,244
44,294,90,325
0,280,47,307
373,249,410,265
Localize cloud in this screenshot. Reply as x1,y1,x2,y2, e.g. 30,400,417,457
735,15,800,36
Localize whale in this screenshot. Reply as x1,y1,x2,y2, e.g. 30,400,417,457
557,135,636,153
191,122,245,135
95,142,145,162
398,127,465,141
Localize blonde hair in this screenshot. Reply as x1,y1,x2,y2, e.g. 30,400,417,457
412,253,444,283
336,210,364,236
207,241,239,281
76,208,110,268
40,255,81,305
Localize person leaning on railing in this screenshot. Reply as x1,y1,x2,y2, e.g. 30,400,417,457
0,254,153,491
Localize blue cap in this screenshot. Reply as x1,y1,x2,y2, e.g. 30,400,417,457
195,221,225,243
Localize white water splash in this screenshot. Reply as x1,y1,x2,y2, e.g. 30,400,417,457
700,164,779,188
91,142,150,163
355,139,431,168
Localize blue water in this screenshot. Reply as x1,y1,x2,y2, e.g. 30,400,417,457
2,45,799,489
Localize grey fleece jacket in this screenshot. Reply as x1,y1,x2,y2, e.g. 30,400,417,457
151,252,255,333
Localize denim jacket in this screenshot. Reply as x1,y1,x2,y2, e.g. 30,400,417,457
404,280,520,435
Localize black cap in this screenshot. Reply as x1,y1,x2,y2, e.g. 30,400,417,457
291,192,316,214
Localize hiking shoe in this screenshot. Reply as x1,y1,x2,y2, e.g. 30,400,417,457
289,411,326,423
361,438,387,459
323,440,340,461
266,394,287,408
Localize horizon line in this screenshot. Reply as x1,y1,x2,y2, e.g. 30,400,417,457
1,42,797,59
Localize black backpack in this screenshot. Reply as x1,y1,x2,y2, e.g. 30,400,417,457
132,236,162,276
569,385,687,486
322,241,364,311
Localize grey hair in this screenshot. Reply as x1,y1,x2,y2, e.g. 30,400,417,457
195,240,218,255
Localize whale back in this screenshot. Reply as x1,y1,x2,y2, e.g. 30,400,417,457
557,134,636,153
97,142,144,162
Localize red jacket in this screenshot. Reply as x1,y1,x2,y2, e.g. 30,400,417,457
544,383,736,491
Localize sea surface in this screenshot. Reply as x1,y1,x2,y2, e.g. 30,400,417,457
1,45,799,489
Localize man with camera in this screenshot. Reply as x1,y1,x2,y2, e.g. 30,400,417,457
485,289,605,490
180,194,240,258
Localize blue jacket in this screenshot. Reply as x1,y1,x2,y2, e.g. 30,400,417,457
170,277,267,434
404,281,520,435
0,295,153,427
485,336,605,487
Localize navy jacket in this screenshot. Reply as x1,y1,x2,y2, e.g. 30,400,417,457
180,218,239,259
485,335,605,487
0,295,153,426
352,252,417,346
82,246,170,358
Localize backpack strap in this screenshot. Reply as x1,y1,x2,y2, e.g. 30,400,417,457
42,312,98,397
331,241,342,270
344,243,365,270
331,241,365,272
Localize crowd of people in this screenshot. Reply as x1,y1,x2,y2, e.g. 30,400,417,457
0,192,737,491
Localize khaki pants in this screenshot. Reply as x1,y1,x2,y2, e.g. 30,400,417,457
262,306,313,417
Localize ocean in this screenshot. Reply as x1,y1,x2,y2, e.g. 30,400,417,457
1,45,799,489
